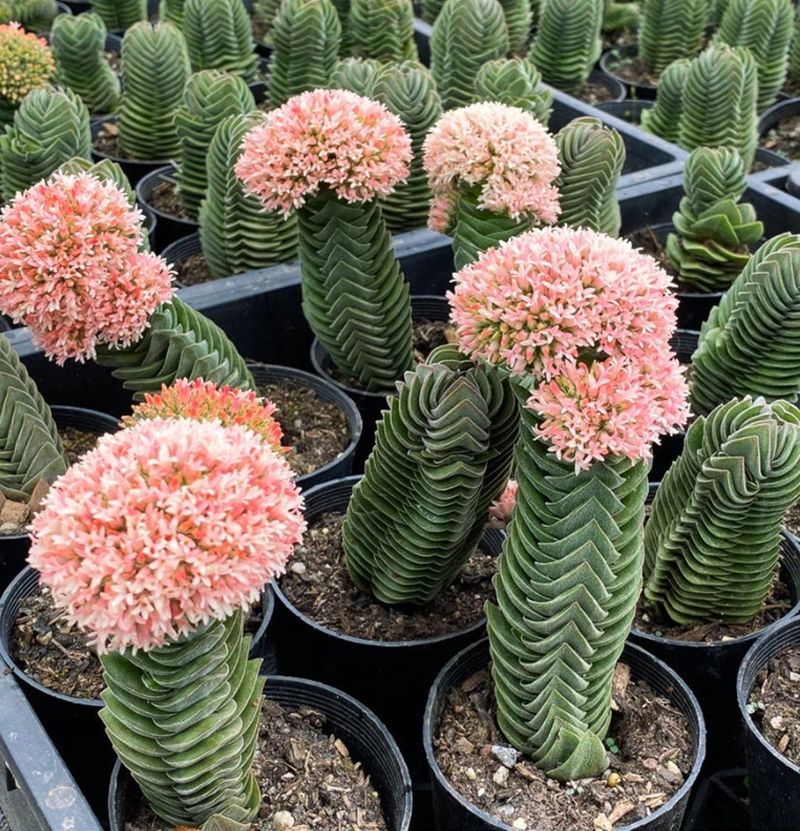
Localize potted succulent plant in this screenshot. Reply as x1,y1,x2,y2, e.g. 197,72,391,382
182,0,259,80
0,22,56,128
423,224,697,830
89,0,145,32
473,57,553,125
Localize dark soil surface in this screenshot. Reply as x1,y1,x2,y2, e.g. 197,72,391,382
92,124,124,158
626,227,679,280
782,78,800,98
147,177,189,221
124,698,388,831
748,644,800,766
435,665,693,831
279,512,495,640
606,55,659,89
761,113,800,160
174,252,214,286
784,503,800,538
257,377,351,477
635,569,793,643
58,425,103,466
577,80,616,105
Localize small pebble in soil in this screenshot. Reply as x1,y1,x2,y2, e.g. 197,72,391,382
761,114,800,161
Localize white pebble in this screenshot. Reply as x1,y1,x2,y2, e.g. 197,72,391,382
512,819,528,830
273,811,295,830
493,766,510,786
290,561,307,575
466,767,477,781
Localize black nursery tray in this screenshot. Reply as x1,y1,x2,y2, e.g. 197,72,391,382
750,162,800,210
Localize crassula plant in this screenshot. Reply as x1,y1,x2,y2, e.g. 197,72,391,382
640,58,690,143
666,146,762,292
602,0,639,33
267,0,342,108
0,23,55,127
200,112,298,278
0,172,254,396
8,0,58,32
237,88,414,392
423,101,561,269
90,0,146,31
637,0,708,76
529,0,603,93
450,226,688,780
50,13,120,116
690,233,800,416
348,0,418,62
555,116,625,237
644,396,800,624
29,413,305,828
714,0,794,111
183,0,259,81
473,58,553,127
430,0,509,111
0,86,91,204
174,70,255,220
344,344,519,604
160,0,186,27
423,0,530,52
118,21,191,161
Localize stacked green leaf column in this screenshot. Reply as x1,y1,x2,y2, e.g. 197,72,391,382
602,0,640,33
297,189,413,391
487,389,649,780
174,70,255,220
344,345,518,605
51,13,120,115
0,334,66,501
529,0,603,93
159,0,187,27
690,234,800,415
199,113,297,279
328,56,386,93
268,0,342,107
96,296,255,399
118,22,191,160
474,58,553,125
640,58,690,143
638,0,708,76
348,0,418,62
644,397,800,623
555,116,625,237
430,0,510,111
14,0,58,32
0,86,90,204
666,147,762,292
100,610,264,827
90,0,146,31
183,0,259,81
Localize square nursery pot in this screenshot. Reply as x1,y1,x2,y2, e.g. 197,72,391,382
618,173,800,329
750,162,800,206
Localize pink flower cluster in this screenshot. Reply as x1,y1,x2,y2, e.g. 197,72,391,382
422,102,561,233
0,173,173,364
124,378,286,453
29,418,305,653
449,227,689,470
487,479,517,529
235,88,412,216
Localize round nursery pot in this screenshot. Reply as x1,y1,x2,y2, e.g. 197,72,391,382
108,675,413,831
91,116,172,186
596,99,653,125
600,44,658,101
135,164,199,252
160,232,204,286
247,363,362,491
754,147,791,170
249,79,268,107
631,530,800,767
0,405,119,595
0,566,276,815
272,475,506,778
310,294,449,464
738,616,800,830
758,97,800,164
424,638,706,831
585,68,627,103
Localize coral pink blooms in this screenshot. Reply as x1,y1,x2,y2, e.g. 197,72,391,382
235,88,412,216
422,102,561,233
487,480,517,529
29,418,305,653
0,173,173,364
123,378,286,453
449,227,689,470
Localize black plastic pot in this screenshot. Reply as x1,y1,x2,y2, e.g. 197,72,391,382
738,615,800,830
108,674,413,831
135,164,199,253
758,97,800,164
424,638,706,831
248,79,268,107
272,475,506,779
90,116,171,186
247,362,362,490
0,405,119,596
596,98,653,124
0,566,276,818
681,768,750,831
600,44,658,101
631,531,800,767
310,294,449,463
584,68,627,103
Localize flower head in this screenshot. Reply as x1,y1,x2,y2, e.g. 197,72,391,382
487,479,517,529
0,24,55,105
123,378,286,453
0,173,174,364
29,418,305,653
235,88,412,216
449,226,688,470
423,102,561,232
